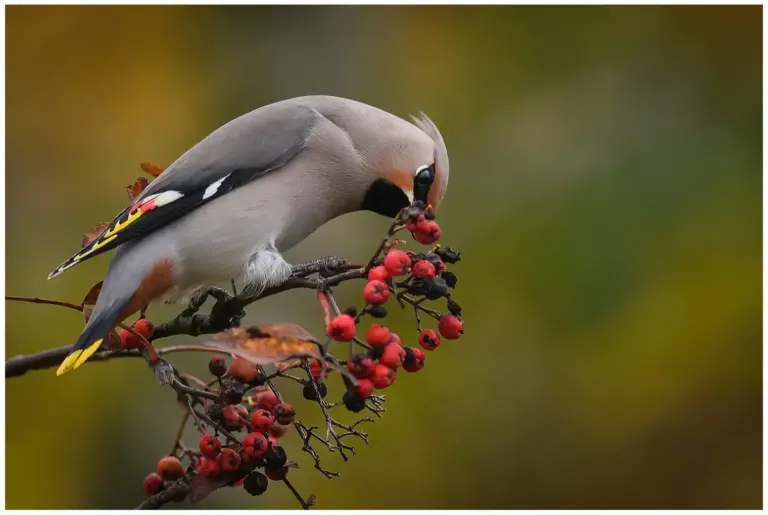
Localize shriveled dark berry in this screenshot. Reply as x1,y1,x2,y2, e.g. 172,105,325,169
424,209,436,221
343,306,358,317
243,471,269,496
303,381,328,401
343,391,366,413
207,403,224,422
441,271,458,288
447,298,462,315
368,305,387,318
265,446,288,469
424,277,449,300
436,247,461,264
407,278,429,296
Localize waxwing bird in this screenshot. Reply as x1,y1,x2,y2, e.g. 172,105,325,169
49,95,450,376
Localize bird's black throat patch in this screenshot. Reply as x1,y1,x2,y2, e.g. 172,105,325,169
362,179,410,218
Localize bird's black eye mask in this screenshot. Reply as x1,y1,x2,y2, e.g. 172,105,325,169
362,163,436,218
413,163,436,203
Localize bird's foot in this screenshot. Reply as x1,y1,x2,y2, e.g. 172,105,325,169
291,256,350,278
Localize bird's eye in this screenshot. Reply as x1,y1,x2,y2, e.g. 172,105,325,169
413,164,435,203
415,164,435,185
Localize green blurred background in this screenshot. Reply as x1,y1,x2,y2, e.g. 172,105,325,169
5,5,762,509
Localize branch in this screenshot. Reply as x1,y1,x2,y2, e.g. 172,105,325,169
5,267,365,378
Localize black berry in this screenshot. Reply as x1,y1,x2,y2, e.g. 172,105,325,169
243,471,269,496
343,391,366,413
368,305,388,318
441,271,458,288
302,381,328,401
265,446,288,469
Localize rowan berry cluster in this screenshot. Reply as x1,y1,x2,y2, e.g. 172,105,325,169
137,201,464,508
141,356,298,502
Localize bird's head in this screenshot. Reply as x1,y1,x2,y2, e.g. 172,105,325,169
361,111,449,218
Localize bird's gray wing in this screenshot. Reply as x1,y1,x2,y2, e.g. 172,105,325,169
49,103,317,279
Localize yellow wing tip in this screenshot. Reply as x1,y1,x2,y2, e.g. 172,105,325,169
56,339,104,376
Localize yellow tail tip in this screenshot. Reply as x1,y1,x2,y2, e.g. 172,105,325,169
56,339,104,376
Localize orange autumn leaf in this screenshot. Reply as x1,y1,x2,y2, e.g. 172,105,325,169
127,176,150,200
205,323,320,366
139,162,164,178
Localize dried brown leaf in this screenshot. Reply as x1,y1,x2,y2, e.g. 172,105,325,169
82,222,109,248
139,161,164,177
81,281,103,308
127,176,149,200
205,323,320,366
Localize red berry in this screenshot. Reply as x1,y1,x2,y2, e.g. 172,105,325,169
199,435,221,458
357,378,374,399
254,390,280,411
366,324,391,348
327,314,356,341
250,409,275,432
272,403,296,425
227,357,262,384
379,342,406,369
235,404,249,420
403,347,426,372
218,448,242,472
367,265,390,282
418,329,441,351
438,315,463,340
387,332,402,346
143,472,163,496
119,328,140,350
413,220,441,245
369,363,396,389
348,355,375,379
157,456,184,481
363,279,390,305
267,434,279,448
133,318,155,339
242,432,269,457
198,456,220,477
412,260,436,279
309,359,329,379
384,249,412,276
223,405,243,426
405,214,426,233
208,356,227,377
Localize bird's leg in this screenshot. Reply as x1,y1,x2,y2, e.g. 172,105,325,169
291,256,350,278
153,286,245,339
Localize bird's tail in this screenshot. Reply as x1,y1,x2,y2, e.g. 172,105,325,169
57,262,139,376
56,314,117,376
